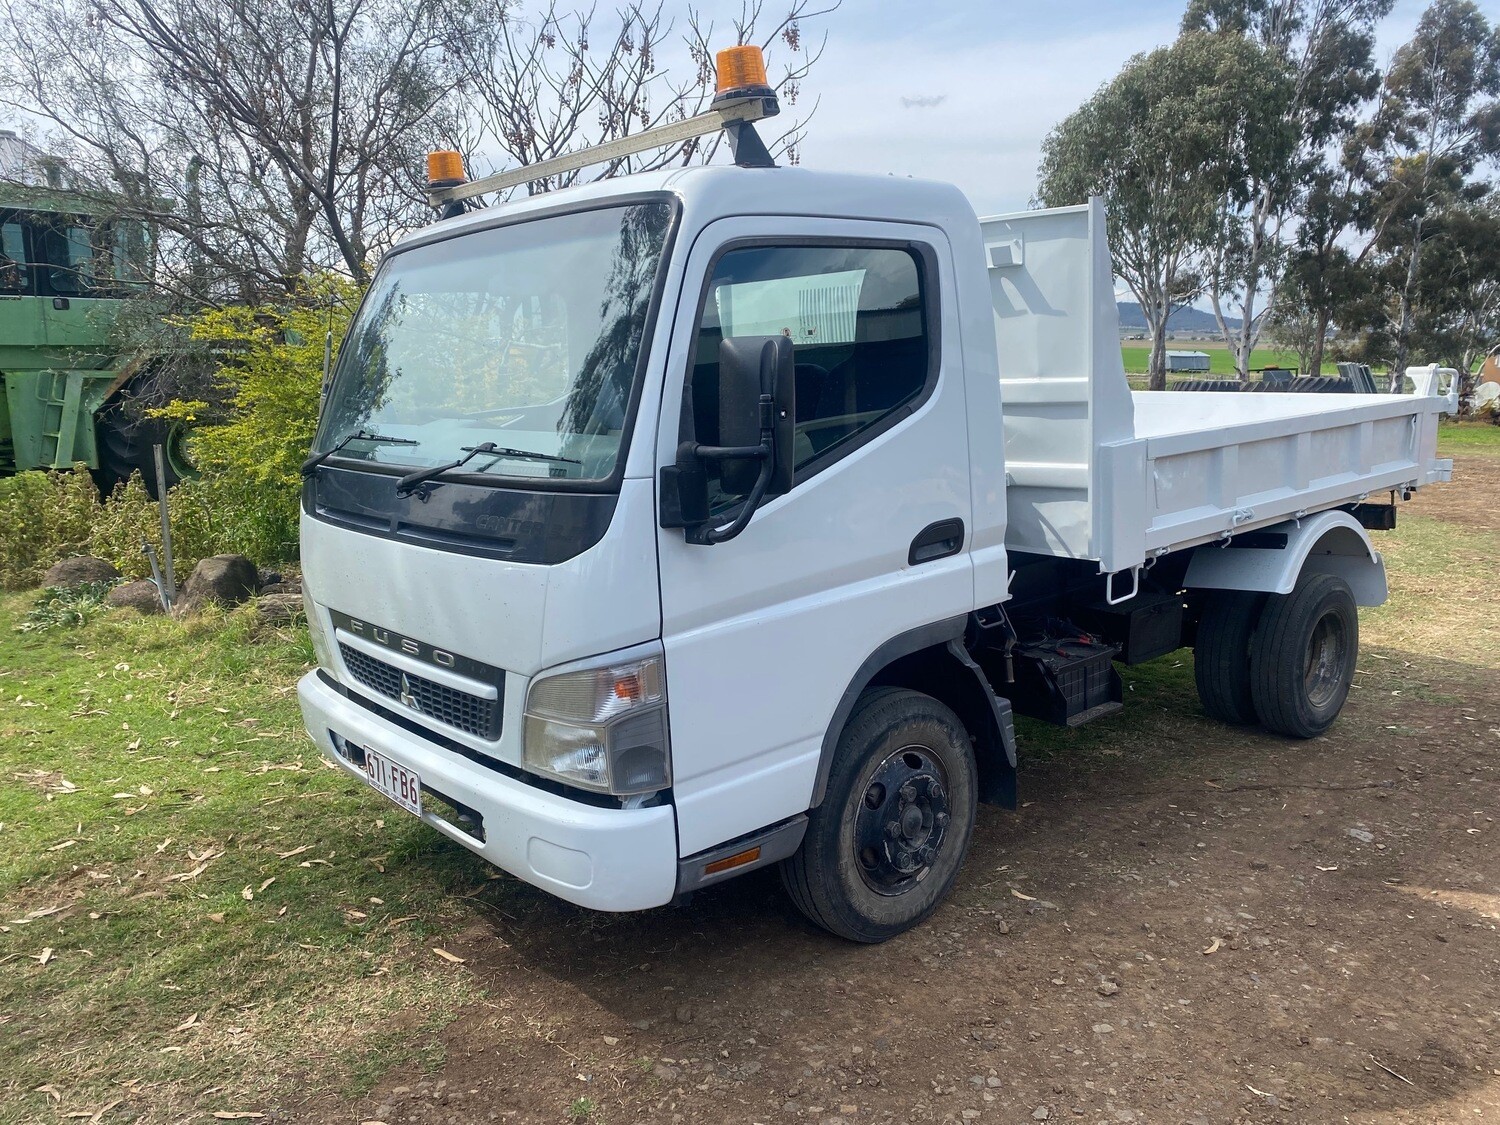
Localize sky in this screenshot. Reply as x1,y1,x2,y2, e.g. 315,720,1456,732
755,0,1438,216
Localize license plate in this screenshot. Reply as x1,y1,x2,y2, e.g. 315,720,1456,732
362,746,422,817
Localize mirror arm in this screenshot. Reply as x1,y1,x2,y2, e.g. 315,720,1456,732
684,393,777,546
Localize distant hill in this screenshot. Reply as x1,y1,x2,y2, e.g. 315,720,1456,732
1117,302,1241,333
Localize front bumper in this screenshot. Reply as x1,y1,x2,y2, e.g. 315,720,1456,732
298,671,678,911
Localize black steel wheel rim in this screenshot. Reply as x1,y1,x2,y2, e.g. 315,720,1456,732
851,744,951,896
1304,609,1348,708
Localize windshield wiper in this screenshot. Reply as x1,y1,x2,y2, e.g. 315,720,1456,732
394,442,580,497
301,430,419,477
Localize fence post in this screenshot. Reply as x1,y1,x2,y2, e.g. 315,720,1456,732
153,443,177,607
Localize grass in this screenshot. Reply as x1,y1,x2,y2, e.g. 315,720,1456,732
1438,420,1500,456
0,598,498,1123
1121,345,1303,377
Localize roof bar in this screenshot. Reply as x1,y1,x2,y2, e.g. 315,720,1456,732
427,45,781,212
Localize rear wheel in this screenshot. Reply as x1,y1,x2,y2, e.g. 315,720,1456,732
94,372,194,499
1249,574,1358,739
1193,591,1265,725
781,688,977,943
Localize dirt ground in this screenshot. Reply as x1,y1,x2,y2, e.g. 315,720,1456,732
294,460,1499,1125
1406,452,1500,532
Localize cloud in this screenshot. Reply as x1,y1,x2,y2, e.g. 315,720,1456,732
900,95,947,109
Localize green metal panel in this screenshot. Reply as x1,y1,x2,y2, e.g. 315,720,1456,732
0,295,122,371
2,367,114,470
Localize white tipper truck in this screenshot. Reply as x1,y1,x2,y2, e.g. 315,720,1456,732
296,46,1457,942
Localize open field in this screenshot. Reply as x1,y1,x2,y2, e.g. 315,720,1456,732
1120,344,1303,376
1,424,1497,1124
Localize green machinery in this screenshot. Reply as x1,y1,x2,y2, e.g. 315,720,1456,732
0,136,188,496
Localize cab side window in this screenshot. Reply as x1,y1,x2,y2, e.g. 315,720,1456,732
0,221,27,293
41,222,94,296
686,243,932,507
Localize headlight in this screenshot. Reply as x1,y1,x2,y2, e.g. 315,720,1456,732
524,647,670,796
304,593,336,671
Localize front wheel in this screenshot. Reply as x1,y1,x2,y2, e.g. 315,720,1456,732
1249,574,1358,739
95,372,195,499
781,688,977,943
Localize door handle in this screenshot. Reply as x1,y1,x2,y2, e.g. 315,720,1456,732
908,518,965,566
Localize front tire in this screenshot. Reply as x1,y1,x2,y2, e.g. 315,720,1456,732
95,372,194,499
781,688,977,943
1249,574,1358,739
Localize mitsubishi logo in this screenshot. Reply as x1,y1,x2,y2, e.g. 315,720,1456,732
399,672,417,710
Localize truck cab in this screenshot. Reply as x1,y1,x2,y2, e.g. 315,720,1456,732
296,61,1455,942
0,131,186,494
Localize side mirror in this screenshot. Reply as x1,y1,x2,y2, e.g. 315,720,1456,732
658,334,796,543
717,334,795,496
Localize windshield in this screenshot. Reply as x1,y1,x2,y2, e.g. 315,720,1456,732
315,200,673,484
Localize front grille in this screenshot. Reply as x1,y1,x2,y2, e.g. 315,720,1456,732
339,643,499,739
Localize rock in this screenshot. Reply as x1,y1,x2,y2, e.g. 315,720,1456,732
1346,827,1375,843
175,554,259,614
257,568,283,589
1033,1108,1051,1121
43,556,120,588
260,580,302,595
256,592,304,624
674,1004,695,1025
1097,979,1120,997
106,579,164,614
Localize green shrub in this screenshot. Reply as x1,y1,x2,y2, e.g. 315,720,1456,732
90,473,219,581
15,581,118,633
160,275,358,564
0,468,100,589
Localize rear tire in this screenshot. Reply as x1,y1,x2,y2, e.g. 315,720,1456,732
1249,574,1358,739
1193,591,1265,725
94,372,194,499
781,688,977,943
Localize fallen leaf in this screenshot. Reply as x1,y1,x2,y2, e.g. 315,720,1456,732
207,913,226,924
174,1013,200,1032
34,947,54,966
211,1113,265,1121
47,839,78,852
1202,937,1222,955
164,863,208,883
432,948,466,964
241,886,254,901
1010,889,1037,901
1315,865,1339,872
275,845,312,859
257,877,275,893
34,1084,62,1102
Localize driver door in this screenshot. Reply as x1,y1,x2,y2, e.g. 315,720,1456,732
654,216,976,858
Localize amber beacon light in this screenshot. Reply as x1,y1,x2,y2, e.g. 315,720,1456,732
714,45,774,101
426,149,466,189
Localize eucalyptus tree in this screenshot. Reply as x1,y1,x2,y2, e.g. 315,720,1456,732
1182,0,1392,378
1038,32,1293,389
1361,0,1500,378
